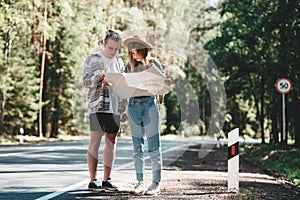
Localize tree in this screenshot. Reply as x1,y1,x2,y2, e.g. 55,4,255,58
0,0,40,136
204,0,300,147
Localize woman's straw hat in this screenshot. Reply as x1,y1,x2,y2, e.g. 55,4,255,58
124,35,152,51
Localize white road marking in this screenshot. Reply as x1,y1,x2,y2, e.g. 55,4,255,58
0,146,83,157
34,142,192,200
34,178,89,200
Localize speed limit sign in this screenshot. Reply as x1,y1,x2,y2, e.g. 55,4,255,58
276,78,292,144
276,78,292,94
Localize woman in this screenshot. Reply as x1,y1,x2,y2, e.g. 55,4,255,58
83,30,126,192
124,35,165,196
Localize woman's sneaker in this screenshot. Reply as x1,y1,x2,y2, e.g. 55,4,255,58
131,182,145,195
102,177,118,191
88,179,105,192
145,182,160,195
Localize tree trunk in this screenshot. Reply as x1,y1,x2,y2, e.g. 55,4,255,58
110,0,116,29
271,101,279,143
0,92,6,135
260,75,265,143
38,2,47,138
293,79,300,148
1,32,11,135
294,94,300,148
201,90,205,135
50,93,59,138
248,74,261,140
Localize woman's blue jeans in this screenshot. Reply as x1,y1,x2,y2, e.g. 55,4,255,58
128,96,162,183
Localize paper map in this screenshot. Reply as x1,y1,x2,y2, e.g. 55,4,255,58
104,66,170,99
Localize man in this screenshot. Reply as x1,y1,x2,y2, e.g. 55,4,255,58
82,30,126,191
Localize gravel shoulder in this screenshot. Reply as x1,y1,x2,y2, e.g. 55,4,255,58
164,144,300,200
61,144,300,199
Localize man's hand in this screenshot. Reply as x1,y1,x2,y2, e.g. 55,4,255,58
100,74,110,86
99,73,105,81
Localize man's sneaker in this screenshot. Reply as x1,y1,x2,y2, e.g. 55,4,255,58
131,182,145,195
145,182,160,196
88,179,105,192
102,177,118,191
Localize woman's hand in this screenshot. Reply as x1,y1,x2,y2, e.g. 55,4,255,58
164,78,172,86
120,113,127,122
102,80,109,86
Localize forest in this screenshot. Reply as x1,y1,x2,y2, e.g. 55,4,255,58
0,0,299,148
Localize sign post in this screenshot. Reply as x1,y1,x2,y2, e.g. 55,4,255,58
275,78,292,143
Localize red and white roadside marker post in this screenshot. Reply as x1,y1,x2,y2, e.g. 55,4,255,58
275,78,292,144
228,128,239,193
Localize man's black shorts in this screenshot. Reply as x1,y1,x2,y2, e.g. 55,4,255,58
89,113,120,133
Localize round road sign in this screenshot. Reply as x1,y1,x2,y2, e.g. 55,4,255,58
275,78,292,94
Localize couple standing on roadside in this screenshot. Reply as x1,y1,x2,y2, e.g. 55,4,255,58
82,30,168,196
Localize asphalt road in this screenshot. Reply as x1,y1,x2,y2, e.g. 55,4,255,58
0,137,205,200
2,137,297,200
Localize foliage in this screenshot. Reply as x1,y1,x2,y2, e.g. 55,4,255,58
204,0,300,147
1,0,299,149
179,120,200,137
0,0,40,135
1,0,223,138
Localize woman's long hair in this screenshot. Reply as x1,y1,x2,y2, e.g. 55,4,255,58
128,42,149,72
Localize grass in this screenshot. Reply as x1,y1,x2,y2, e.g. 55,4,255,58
235,187,260,200
241,143,300,186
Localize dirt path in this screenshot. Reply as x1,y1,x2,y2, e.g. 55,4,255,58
166,144,300,199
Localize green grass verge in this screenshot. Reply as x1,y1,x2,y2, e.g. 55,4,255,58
241,143,300,186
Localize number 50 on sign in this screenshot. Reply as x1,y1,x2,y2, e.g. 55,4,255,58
276,78,292,94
